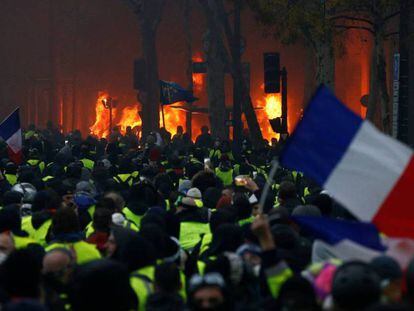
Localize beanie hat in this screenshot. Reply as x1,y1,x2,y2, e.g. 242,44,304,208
181,188,203,208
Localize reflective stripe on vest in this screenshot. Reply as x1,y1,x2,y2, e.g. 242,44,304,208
238,216,255,226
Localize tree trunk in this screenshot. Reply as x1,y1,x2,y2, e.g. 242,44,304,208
182,0,193,138
366,33,380,123
141,27,160,136
204,30,227,139
377,37,390,133
303,46,316,107
134,0,165,138
315,38,335,91
367,25,390,133
212,0,263,148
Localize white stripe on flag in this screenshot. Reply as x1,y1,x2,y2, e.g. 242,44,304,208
324,121,412,221
6,129,22,153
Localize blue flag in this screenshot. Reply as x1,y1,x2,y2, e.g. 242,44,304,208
293,216,386,251
159,80,198,105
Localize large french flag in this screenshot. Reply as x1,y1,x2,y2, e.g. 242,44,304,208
281,86,414,238
0,108,23,164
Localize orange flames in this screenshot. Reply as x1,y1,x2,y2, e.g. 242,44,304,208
192,54,205,93
117,105,142,134
89,92,141,138
160,105,186,136
90,92,116,138
255,85,283,141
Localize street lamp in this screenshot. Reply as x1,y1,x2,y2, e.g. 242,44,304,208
102,97,118,134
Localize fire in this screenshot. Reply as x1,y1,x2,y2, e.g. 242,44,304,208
255,86,283,141
264,94,282,120
160,105,186,136
90,92,116,138
192,53,204,93
90,92,141,138
117,105,141,133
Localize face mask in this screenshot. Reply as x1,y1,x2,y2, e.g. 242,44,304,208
0,251,8,264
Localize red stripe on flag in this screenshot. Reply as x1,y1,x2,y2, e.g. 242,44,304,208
373,156,414,238
7,147,22,165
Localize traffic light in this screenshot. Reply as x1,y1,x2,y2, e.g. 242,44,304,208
264,53,280,93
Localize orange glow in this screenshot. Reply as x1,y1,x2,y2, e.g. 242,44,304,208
192,53,204,93
90,92,115,138
90,92,141,138
160,105,186,136
117,105,141,134
255,84,283,141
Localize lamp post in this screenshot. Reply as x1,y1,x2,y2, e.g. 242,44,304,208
102,97,117,135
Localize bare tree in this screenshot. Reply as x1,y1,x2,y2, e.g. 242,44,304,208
198,0,264,148
123,0,166,137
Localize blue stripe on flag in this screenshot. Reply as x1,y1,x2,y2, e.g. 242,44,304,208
0,108,20,141
280,86,362,185
293,216,386,251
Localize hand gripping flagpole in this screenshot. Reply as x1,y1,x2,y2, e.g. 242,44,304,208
258,158,279,215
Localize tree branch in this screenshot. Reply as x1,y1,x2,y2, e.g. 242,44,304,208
334,25,374,35
330,15,373,25
383,11,400,22
384,31,399,38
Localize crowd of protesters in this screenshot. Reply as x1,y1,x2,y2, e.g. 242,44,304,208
0,122,413,310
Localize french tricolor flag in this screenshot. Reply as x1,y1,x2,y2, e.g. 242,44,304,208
281,86,414,239
0,108,23,164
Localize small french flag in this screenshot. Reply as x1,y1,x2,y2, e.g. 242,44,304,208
281,86,414,238
0,108,23,164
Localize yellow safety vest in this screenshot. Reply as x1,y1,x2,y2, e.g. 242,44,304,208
199,232,213,256
80,158,95,170
179,222,210,250
215,168,233,187
46,240,101,265
12,234,38,250
130,266,155,311
5,174,17,185
21,216,52,247
122,207,143,230
238,216,255,226
113,174,134,186
27,159,45,173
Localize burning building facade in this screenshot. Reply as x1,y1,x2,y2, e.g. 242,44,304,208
0,0,394,142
